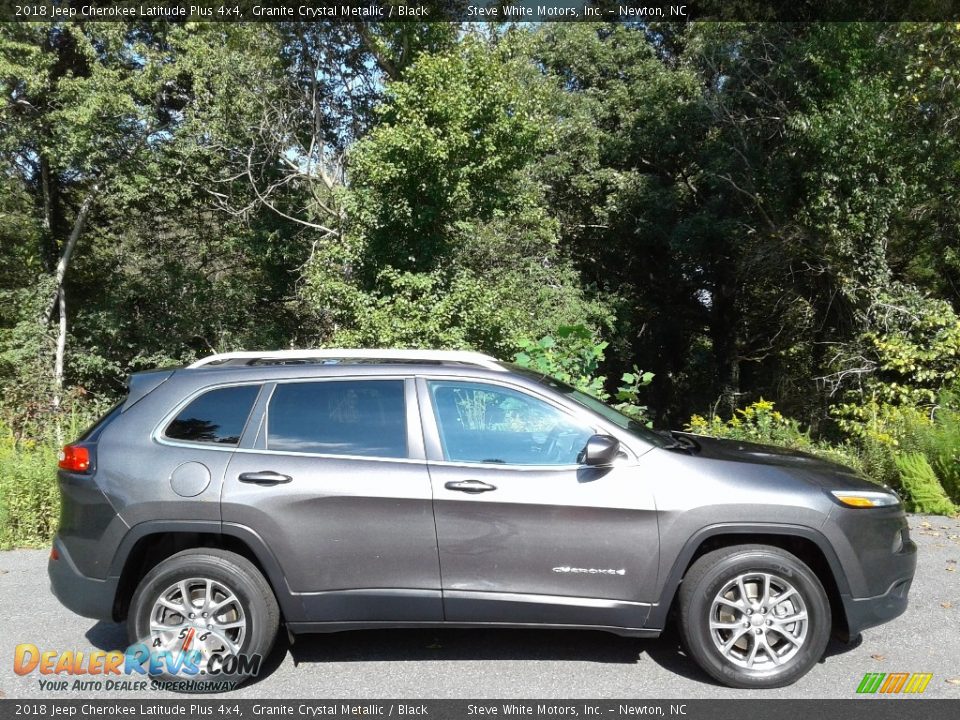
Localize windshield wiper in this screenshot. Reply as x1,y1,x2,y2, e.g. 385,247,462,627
657,430,699,453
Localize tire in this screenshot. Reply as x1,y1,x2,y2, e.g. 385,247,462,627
128,548,280,692
678,544,831,688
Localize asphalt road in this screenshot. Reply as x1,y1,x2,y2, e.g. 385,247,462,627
1,515,958,700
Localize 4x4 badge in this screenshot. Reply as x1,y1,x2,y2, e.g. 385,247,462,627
553,566,626,576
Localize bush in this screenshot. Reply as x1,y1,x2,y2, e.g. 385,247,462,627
893,453,957,515
0,410,105,548
0,423,60,548
514,325,654,421
832,395,960,505
686,400,865,473
919,397,960,503
688,398,959,515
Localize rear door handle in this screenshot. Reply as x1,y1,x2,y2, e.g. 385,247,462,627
444,479,497,494
238,471,292,486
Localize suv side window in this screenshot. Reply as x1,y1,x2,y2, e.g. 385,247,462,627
165,384,260,445
267,379,407,458
428,381,593,465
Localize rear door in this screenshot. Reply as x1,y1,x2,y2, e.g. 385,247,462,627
420,378,660,629
222,376,442,623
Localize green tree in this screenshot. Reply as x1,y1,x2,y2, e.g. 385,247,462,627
302,30,609,353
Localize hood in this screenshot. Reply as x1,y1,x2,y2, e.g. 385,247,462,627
673,432,882,492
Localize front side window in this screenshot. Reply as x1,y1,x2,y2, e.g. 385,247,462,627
165,385,260,445
428,381,593,465
267,379,407,458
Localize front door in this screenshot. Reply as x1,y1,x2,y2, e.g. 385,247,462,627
222,377,442,623
419,378,659,629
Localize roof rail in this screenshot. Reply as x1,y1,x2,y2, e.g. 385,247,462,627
188,348,506,372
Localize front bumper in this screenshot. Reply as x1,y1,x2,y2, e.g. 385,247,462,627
841,576,913,638
48,535,118,621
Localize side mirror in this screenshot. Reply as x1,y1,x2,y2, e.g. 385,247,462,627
581,434,621,466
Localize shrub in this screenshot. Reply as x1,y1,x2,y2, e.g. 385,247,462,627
0,410,104,548
915,397,960,503
686,400,865,474
514,325,654,421
690,398,958,515
893,453,957,515
832,395,960,504
0,424,60,548
515,325,609,399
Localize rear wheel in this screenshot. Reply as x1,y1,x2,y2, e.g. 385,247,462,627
678,544,831,688
128,549,279,691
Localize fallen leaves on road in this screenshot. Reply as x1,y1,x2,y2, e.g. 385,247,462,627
942,602,954,608
871,654,886,661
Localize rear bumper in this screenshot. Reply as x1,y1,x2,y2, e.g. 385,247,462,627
48,536,118,621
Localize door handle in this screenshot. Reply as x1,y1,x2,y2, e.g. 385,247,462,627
444,479,497,494
238,471,292,486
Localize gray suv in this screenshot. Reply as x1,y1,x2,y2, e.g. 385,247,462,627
49,349,916,689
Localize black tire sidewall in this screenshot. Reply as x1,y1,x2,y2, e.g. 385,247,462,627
681,548,831,689
128,550,278,690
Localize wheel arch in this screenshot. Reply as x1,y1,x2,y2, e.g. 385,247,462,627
649,523,851,639
109,521,301,623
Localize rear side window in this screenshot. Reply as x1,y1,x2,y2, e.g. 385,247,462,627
267,380,407,458
165,385,260,445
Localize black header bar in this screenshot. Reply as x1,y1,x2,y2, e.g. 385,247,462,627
1,0,959,23
0,700,954,720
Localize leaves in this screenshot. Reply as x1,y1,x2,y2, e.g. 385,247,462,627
0,20,959,499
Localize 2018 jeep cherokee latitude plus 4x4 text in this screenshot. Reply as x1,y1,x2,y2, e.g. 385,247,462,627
49,349,916,689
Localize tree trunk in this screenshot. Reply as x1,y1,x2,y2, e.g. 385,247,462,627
40,186,97,431
712,264,742,418
718,348,742,418
41,188,96,325
53,286,67,444
39,154,57,272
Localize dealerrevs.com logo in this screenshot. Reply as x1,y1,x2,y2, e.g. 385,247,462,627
856,672,933,695
14,643,262,692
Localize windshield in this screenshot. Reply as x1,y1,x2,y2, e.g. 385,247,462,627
504,364,670,448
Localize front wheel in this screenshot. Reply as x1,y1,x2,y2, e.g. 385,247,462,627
128,548,279,691
678,544,831,688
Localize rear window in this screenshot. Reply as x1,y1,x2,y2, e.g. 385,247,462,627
267,380,407,458
165,385,260,445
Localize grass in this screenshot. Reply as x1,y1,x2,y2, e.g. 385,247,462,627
0,429,60,548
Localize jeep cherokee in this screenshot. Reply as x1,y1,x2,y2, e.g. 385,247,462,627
48,349,916,689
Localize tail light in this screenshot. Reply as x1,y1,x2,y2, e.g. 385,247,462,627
58,445,90,473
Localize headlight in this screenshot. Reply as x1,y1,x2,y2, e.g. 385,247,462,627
831,490,900,508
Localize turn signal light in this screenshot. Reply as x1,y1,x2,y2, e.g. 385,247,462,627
831,490,899,508
58,445,90,473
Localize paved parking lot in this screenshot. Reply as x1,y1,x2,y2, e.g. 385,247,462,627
1,515,958,700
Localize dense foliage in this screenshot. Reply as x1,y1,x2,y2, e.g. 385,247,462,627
2,21,959,544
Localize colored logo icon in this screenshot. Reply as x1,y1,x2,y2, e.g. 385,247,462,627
857,672,933,694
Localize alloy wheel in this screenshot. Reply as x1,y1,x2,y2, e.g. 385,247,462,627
148,577,247,670
708,571,809,670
